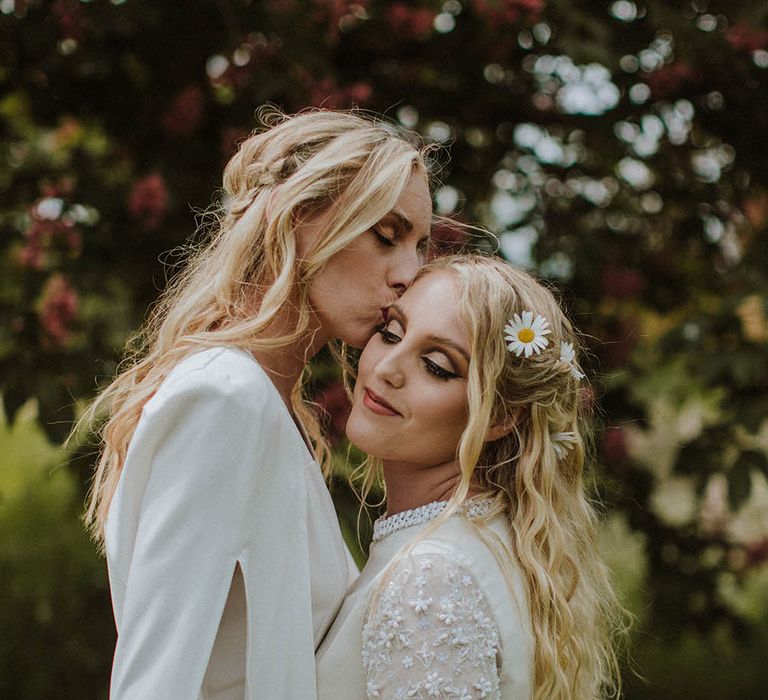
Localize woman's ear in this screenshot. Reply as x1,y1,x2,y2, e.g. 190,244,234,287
484,408,520,443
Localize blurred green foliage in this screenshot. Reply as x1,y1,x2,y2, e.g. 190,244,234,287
2,0,768,697
0,401,113,699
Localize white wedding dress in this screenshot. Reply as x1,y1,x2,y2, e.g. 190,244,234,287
316,501,534,700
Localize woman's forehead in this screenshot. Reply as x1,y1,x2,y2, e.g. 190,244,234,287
395,272,466,338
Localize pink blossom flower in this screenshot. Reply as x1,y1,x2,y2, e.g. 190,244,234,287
309,77,342,108
315,380,351,443
41,178,75,198
472,0,545,26
346,81,373,105
38,274,79,347
601,264,646,300
128,173,169,229
161,85,206,136
53,0,84,40
646,61,697,100
18,202,82,270
18,237,45,269
387,3,435,39
743,538,768,569
309,78,372,109
743,192,768,229
726,23,768,52
601,425,629,467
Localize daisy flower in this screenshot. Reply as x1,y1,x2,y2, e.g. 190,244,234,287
504,311,551,357
551,431,578,459
560,341,585,380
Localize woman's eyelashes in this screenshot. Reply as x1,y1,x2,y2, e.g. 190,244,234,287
422,356,459,380
378,325,401,343
371,225,429,258
376,322,460,381
378,318,403,343
371,226,395,247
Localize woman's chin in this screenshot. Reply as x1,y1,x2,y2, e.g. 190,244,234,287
344,424,363,451
345,419,378,457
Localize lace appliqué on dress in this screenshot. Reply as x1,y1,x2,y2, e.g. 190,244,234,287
362,553,501,700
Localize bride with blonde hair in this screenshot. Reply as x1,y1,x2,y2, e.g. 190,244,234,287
83,109,433,699
317,254,627,699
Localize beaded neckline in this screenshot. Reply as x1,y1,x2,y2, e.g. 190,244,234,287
372,498,495,542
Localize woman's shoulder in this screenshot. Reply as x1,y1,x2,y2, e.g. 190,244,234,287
121,347,294,500
150,346,279,413
411,514,511,567
375,518,499,592
405,516,530,619
163,345,267,387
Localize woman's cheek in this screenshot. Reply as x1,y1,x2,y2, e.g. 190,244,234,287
356,345,380,382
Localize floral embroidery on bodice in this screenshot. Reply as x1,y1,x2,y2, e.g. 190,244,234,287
361,551,501,700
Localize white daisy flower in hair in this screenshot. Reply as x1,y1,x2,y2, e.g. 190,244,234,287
504,311,551,357
560,341,585,381
551,431,578,459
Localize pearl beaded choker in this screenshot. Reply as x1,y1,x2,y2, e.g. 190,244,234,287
372,498,495,542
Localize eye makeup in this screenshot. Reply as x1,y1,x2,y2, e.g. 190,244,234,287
377,309,467,381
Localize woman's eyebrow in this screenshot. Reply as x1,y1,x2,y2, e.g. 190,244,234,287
427,335,470,364
383,211,429,248
389,303,470,364
384,210,413,233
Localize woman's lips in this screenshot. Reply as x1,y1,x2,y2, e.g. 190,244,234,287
363,388,401,417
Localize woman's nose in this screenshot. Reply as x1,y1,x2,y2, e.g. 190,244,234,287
388,247,421,296
373,349,405,389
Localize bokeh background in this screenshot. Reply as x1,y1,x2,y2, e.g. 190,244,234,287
2,0,768,697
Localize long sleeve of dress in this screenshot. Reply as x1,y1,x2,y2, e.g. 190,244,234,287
108,358,320,699
361,552,502,700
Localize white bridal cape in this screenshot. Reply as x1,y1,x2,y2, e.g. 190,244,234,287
105,347,353,699
316,505,534,700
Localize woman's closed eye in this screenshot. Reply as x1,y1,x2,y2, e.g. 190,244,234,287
371,226,395,247
378,319,403,343
423,354,459,380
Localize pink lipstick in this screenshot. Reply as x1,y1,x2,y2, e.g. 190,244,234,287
363,388,401,417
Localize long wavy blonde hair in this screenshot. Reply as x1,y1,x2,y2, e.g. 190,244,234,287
83,108,430,546
357,254,627,699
